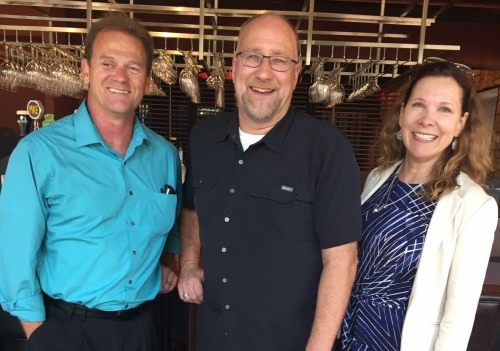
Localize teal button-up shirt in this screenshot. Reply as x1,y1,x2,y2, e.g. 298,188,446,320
0,101,181,322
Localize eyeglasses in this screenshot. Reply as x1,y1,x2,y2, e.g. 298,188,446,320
424,56,474,79
235,51,298,72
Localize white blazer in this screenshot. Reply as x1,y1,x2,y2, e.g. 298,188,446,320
361,161,498,351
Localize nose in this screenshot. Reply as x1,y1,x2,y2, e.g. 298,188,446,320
254,57,274,79
112,66,128,81
419,109,435,125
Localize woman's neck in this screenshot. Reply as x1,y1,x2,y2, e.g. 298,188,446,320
397,160,433,184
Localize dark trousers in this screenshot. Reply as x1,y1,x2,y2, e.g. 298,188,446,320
27,300,159,351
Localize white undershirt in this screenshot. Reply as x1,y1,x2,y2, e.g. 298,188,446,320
239,128,265,151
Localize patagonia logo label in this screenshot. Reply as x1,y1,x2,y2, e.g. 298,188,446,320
281,185,294,192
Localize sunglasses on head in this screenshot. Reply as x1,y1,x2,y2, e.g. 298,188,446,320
423,56,474,79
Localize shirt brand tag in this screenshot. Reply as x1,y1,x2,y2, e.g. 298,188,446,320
281,185,294,192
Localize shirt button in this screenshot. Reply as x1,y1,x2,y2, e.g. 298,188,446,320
238,160,243,165
128,280,133,284
130,221,135,226
222,278,228,283
224,217,230,222
129,190,133,196
225,305,230,310
221,247,227,253
132,251,137,255
229,188,235,194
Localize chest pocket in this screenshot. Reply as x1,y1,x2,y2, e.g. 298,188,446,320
248,184,296,203
191,174,220,210
245,184,312,241
145,192,178,236
192,174,219,191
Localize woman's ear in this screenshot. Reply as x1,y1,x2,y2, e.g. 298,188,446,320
398,103,405,128
456,112,469,137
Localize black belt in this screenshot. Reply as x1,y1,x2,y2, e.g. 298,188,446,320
44,296,146,321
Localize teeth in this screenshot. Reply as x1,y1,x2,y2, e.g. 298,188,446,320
108,88,129,94
414,132,436,141
252,87,273,93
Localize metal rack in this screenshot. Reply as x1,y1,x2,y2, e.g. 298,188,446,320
0,0,461,74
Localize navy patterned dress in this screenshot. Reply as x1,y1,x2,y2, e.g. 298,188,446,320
340,167,437,351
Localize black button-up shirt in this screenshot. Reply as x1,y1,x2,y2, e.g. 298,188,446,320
184,107,362,351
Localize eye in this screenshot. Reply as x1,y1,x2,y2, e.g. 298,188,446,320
128,65,141,73
101,61,113,69
245,52,261,63
271,56,288,66
439,106,452,113
411,101,424,108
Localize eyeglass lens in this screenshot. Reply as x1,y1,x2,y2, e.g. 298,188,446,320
238,51,295,72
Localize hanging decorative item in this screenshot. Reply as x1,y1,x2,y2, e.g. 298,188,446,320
206,52,226,109
179,51,200,104
152,50,177,86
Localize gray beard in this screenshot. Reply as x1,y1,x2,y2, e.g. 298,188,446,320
238,92,282,125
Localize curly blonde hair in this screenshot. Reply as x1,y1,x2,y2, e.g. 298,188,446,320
377,61,492,201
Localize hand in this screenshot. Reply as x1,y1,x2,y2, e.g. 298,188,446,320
159,253,179,294
21,320,43,339
178,264,204,304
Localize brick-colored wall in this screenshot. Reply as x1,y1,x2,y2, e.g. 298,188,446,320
475,71,500,178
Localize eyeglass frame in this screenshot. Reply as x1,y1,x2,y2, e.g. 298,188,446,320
234,51,299,72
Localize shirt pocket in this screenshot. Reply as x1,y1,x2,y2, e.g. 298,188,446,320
191,174,220,209
192,174,219,191
248,184,296,203
144,192,178,237
244,184,313,243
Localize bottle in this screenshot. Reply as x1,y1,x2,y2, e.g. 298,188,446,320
16,110,30,137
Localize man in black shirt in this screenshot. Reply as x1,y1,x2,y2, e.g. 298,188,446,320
178,14,362,351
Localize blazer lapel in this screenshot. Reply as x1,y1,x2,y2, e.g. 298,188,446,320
420,192,462,253
361,162,400,204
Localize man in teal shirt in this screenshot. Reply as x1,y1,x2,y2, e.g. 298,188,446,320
0,14,181,351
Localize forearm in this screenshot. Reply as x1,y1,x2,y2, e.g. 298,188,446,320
307,242,358,351
178,208,204,303
179,208,201,269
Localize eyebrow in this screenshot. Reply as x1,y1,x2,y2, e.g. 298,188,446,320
241,49,292,57
96,55,143,66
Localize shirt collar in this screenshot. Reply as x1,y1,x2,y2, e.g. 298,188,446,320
216,107,296,153
74,100,148,149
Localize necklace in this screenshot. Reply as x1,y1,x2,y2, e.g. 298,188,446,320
372,169,422,213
